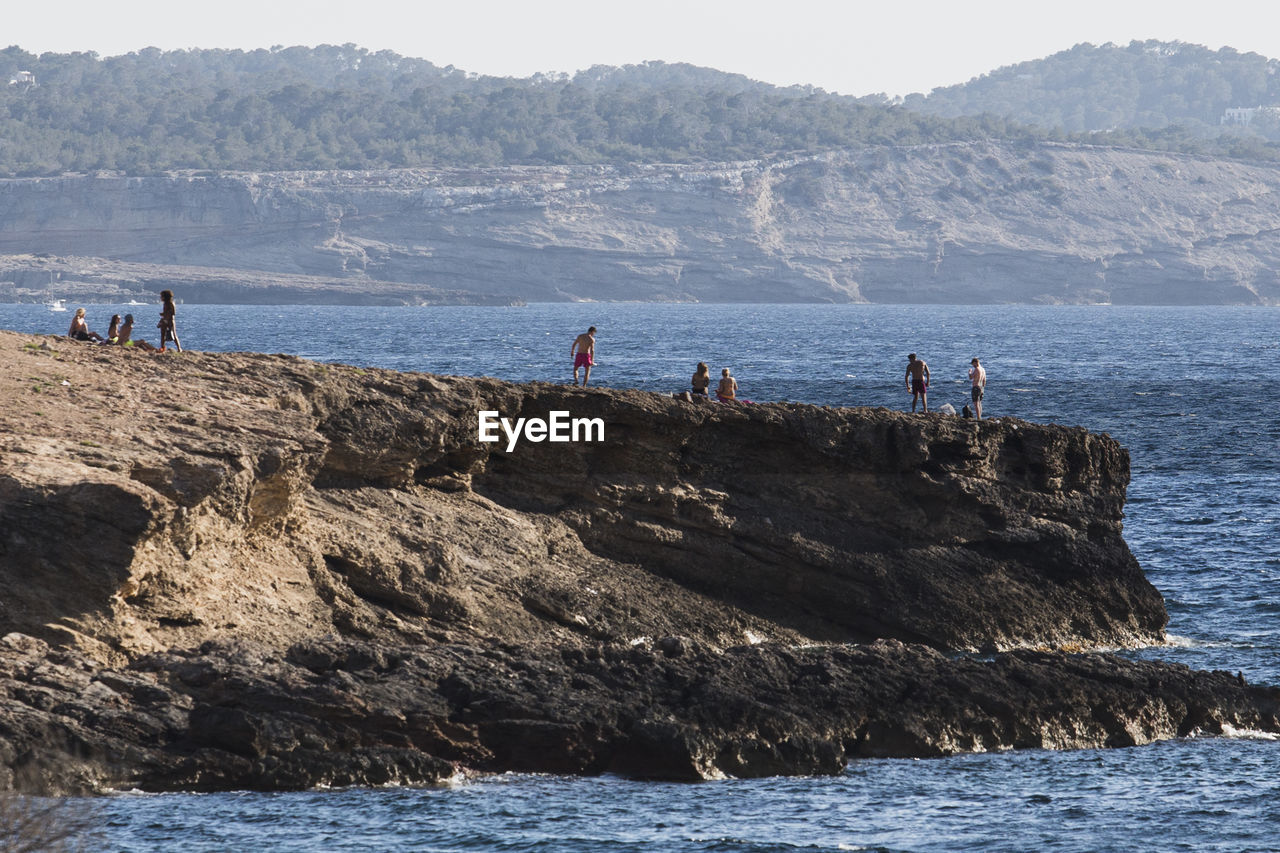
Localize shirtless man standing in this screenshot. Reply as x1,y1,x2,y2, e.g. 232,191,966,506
571,326,597,386
968,357,987,420
905,353,930,413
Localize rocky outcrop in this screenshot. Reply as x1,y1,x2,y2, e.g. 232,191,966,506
4,632,1278,794
4,141,1280,305
0,329,1163,659
0,329,1273,794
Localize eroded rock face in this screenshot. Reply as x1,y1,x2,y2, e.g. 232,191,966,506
1,329,1265,794
0,330,1163,658
4,141,1280,305
3,632,1277,794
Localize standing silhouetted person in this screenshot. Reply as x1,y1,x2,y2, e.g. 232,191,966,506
969,357,986,419
158,289,181,352
572,326,596,386
905,353,930,413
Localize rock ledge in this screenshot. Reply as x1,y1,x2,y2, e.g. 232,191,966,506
1,330,1274,793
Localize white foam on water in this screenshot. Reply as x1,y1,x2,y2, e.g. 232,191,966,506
1220,724,1279,741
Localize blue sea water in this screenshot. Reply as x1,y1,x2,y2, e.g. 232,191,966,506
3,302,1279,852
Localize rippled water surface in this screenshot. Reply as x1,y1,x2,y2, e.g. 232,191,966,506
4,303,1278,851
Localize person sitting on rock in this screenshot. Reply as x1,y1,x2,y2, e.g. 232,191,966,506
102,314,121,344
691,362,711,398
116,314,156,351
68,308,104,342
716,367,738,402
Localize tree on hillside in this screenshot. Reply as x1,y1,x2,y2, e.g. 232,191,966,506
903,40,1280,140
1,43,1278,176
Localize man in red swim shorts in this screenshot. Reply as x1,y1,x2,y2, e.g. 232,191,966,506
905,352,930,413
571,326,597,386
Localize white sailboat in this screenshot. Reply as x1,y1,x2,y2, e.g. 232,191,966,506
45,271,66,311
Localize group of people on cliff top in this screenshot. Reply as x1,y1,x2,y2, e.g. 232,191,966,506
905,353,987,419
691,362,745,403
572,326,989,419
572,326,745,403
67,290,182,352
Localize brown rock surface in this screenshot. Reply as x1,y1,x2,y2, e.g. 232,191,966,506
0,329,1163,660
3,632,1277,795
3,328,1272,795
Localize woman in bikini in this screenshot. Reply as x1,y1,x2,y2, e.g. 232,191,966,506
691,362,711,397
158,289,182,352
716,367,738,402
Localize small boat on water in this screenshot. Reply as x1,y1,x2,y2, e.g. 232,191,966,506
46,299,66,312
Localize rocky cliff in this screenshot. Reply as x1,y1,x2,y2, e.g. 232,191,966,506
0,329,1163,658
1,330,1276,794
4,140,1280,305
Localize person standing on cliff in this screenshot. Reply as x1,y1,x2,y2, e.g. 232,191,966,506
905,353,930,413
158,289,182,352
968,357,987,419
572,326,596,386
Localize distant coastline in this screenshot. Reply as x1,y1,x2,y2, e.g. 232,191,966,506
3,142,1280,307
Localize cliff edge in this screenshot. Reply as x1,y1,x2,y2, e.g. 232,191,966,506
2,331,1275,793
0,329,1162,658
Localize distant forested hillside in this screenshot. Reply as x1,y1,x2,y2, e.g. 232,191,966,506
0,44,1027,176
904,40,1280,149
5,42,1280,177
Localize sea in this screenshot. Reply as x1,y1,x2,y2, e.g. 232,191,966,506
2,302,1278,852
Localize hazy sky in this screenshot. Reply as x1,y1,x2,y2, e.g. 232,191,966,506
9,0,1280,96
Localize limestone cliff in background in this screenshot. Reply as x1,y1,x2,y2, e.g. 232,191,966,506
3,140,1280,304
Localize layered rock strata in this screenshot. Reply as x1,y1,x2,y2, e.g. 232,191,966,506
0,329,1164,657
4,632,1277,794
0,329,1273,793
4,141,1280,305
0,255,516,306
